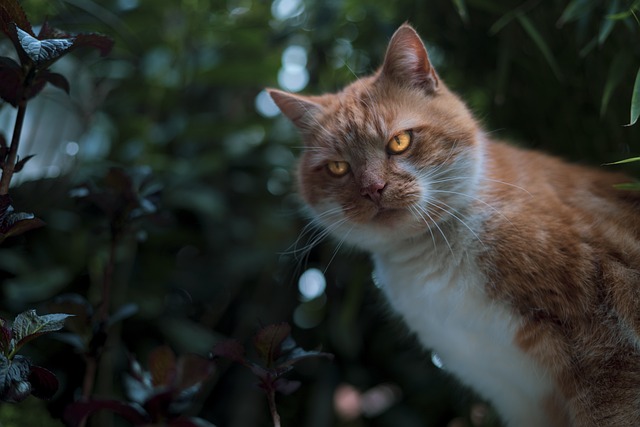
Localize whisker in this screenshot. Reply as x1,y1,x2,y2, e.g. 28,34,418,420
424,199,486,249
429,189,514,226
414,203,454,256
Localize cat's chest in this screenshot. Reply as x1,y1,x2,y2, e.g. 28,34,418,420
372,250,555,426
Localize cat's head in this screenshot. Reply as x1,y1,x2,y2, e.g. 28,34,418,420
269,24,483,250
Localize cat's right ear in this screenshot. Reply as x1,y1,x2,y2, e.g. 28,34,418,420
380,24,439,93
267,89,322,130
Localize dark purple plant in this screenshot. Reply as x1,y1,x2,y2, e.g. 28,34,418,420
0,0,113,242
64,345,216,427
0,309,73,402
213,322,333,427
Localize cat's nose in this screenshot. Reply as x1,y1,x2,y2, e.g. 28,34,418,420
361,180,386,203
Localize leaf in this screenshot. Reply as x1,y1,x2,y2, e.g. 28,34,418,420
28,365,59,399
0,0,32,39
253,322,291,367
37,22,114,58
176,354,215,391
148,345,177,388
0,215,46,244
604,157,640,165
13,154,35,173
71,33,115,57
0,57,22,107
626,65,640,126
211,339,245,364
63,399,150,426
599,0,620,46
451,0,469,23
613,182,640,190
41,71,70,94
16,27,74,64
12,310,74,352
516,12,563,81
0,354,32,402
557,0,592,27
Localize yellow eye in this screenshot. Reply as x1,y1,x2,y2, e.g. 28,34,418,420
387,130,412,154
326,161,350,177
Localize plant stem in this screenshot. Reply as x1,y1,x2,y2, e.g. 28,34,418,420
0,101,27,195
267,388,282,427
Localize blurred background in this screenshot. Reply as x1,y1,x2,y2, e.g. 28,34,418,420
1,0,639,426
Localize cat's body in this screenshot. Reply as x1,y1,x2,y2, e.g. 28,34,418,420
269,24,640,426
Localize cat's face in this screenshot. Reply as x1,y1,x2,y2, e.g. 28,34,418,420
270,25,481,249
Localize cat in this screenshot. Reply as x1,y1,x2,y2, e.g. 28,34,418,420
268,24,640,427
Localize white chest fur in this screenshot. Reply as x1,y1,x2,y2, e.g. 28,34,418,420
372,241,555,427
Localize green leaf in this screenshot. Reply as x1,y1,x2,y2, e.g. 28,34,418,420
12,310,74,354
557,0,592,26
603,157,640,165
599,0,620,45
516,13,563,80
626,66,640,126
489,11,517,35
451,0,469,23
613,182,640,190
606,11,633,21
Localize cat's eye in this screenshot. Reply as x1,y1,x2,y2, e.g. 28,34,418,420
387,130,412,155
326,161,350,177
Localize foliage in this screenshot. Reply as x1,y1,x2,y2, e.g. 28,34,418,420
0,310,72,402
0,0,112,241
0,0,637,427
214,322,333,427
64,345,216,427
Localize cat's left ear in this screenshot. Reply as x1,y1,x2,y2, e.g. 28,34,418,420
267,89,323,130
380,24,439,93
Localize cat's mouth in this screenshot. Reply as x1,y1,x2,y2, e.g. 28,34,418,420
369,206,409,224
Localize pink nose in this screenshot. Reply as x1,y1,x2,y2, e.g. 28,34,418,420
361,180,386,203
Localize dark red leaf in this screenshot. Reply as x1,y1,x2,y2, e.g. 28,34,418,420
0,0,32,40
23,76,47,102
28,365,58,399
175,354,215,391
0,62,22,107
211,339,245,364
142,389,174,419
13,154,35,173
64,399,150,426
253,322,291,367
41,71,70,94
71,33,114,57
148,345,177,388
0,216,45,243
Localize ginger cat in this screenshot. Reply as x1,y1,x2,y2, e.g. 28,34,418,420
268,24,640,426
